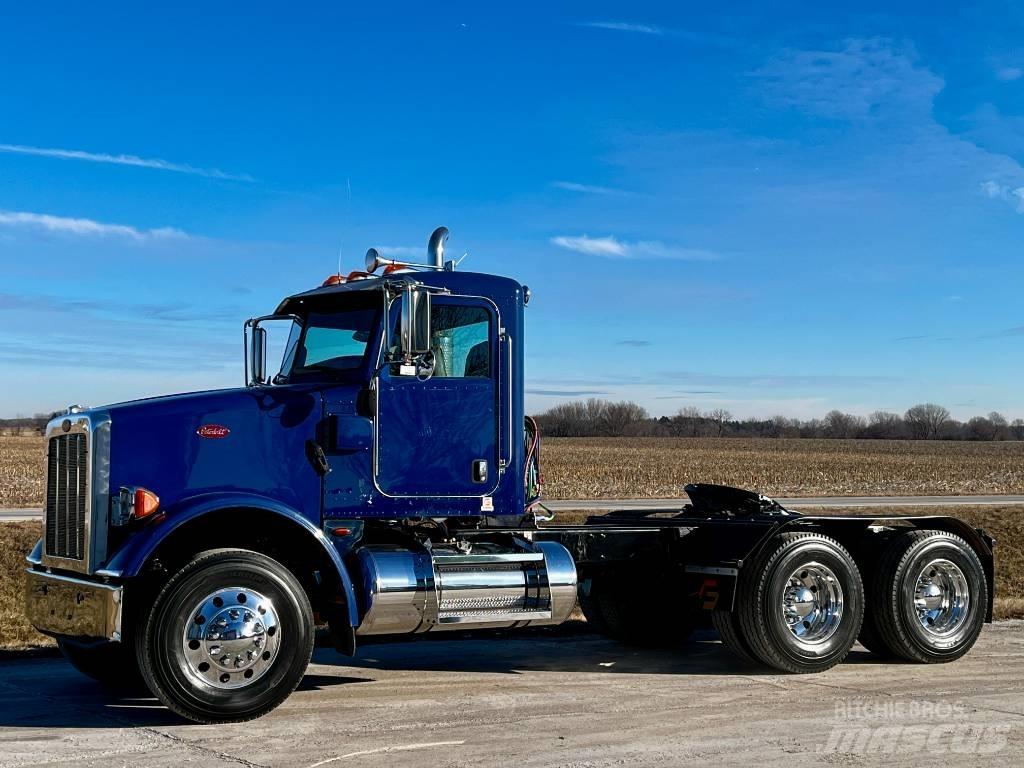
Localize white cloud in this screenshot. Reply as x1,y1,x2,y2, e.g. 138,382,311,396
551,180,632,196
979,181,1024,212
579,21,665,36
996,66,1023,82
0,210,189,241
0,142,254,181
551,234,718,261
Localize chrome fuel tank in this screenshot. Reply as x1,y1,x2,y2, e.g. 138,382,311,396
355,540,577,636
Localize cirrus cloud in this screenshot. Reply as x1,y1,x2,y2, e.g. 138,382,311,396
550,234,718,261
0,210,189,241
0,142,254,181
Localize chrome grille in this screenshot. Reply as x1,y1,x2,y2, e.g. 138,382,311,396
44,433,89,561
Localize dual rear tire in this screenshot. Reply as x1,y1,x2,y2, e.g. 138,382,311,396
715,529,986,673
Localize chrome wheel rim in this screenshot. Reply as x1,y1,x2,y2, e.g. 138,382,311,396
913,558,970,638
782,562,844,645
182,587,280,690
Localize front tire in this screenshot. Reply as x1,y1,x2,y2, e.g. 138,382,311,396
136,549,314,723
738,533,864,673
871,530,986,663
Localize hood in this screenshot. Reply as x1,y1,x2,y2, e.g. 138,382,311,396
104,385,328,520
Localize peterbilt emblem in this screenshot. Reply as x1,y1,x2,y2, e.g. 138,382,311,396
196,424,230,439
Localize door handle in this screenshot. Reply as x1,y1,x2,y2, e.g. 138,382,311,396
472,459,488,484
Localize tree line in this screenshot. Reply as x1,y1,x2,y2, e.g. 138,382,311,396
533,399,1024,441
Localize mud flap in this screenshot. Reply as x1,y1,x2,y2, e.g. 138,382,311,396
685,565,738,613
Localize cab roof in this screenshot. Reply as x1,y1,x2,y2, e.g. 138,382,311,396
274,270,523,316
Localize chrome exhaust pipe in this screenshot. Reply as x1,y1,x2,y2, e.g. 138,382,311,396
428,226,449,268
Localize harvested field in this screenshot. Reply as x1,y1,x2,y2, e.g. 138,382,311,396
541,437,1024,499
0,520,51,649
0,435,43,508
5,435,1024,507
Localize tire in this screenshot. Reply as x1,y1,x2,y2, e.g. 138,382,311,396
58,638,146,691
136,549,314,723
856,615,896,658
738,533,864,674
711,610,760,665
871,530,986,664
579,573,694,646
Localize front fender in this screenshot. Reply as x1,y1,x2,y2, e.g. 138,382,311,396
101,492,359,627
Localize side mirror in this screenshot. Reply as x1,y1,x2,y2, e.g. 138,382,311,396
250,325,268,384
400,286,431,358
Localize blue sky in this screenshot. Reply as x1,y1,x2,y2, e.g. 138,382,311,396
2,1,1024,420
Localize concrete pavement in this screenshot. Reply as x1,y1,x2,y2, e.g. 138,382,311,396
1,622,1022,767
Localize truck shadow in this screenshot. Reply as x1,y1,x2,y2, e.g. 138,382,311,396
0,626,885,729
331,623,885,678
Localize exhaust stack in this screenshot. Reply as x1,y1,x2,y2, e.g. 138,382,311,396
428,226,449,268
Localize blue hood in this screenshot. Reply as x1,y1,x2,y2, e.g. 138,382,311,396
105,385,327,521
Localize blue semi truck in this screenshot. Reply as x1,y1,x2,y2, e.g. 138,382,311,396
25,228,995,723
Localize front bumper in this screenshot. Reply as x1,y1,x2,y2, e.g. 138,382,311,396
24,569,123,641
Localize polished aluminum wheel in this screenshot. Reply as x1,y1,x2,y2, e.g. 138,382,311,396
913,558,970,638
182,587,280,690
781,562,844,645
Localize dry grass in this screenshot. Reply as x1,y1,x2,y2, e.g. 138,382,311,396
0,435,44,508
6,435,1024,506
545,505,1024,621
0,521,52,649
542,437,1024,499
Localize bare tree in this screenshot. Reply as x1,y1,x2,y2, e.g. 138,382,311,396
600,401,649,436
1011,419,1024,441
988,412,1008,440
904,403,951,440
707,408,732,437
673,406,703,437
824,410,864,439
966,416,998,441
866,411,905,439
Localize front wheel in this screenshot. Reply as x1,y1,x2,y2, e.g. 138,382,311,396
136,549,314,723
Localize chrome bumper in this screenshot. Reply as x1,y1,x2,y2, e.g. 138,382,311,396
24,569,123,641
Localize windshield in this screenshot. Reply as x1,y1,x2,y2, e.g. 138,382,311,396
281,301,380,382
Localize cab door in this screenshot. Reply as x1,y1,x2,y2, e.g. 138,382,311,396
373,295,500,497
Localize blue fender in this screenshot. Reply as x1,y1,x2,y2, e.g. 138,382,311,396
102,492,360,627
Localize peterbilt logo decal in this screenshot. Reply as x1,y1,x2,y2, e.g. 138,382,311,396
196,424,230,439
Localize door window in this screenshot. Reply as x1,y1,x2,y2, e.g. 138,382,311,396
430,305,491,378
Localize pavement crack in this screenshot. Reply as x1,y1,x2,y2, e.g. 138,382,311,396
141,727,270,767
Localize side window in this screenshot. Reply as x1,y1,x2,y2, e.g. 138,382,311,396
430,304,491,378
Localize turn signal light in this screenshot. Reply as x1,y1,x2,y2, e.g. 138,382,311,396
133,488,161,520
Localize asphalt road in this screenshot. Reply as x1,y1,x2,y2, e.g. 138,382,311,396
4,495,1024,524
1,623,1022,767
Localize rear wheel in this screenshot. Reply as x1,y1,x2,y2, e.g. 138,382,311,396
136,549,314,723
711,610,759,665
738,533,863,673
871,530,986,663
579,574,694,646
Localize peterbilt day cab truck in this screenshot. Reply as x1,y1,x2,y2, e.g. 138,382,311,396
26,227,995,723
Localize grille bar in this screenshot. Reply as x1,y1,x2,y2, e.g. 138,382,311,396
45,433,88,561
